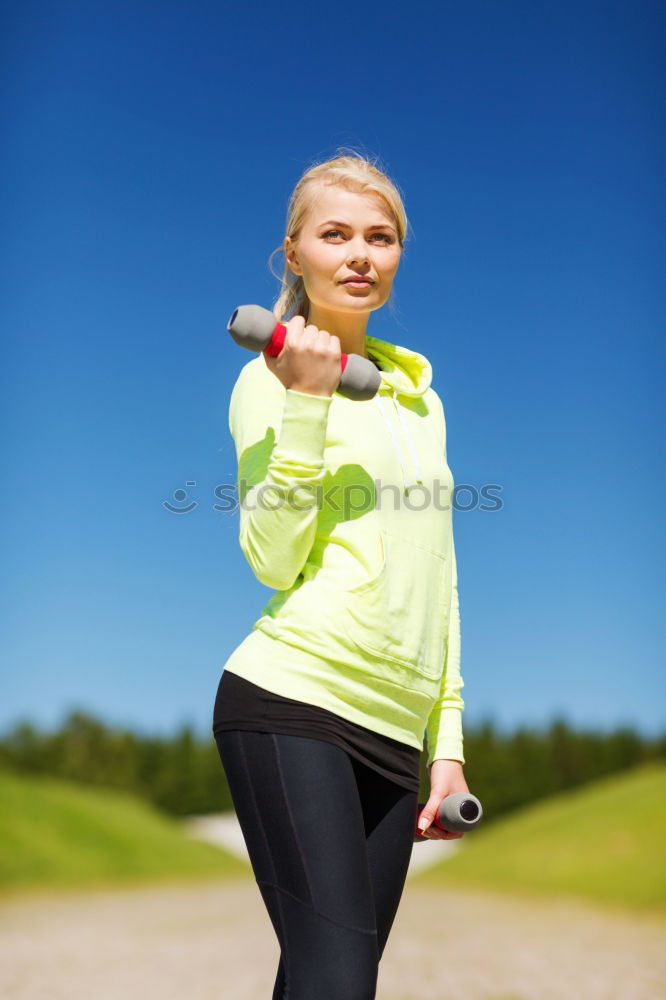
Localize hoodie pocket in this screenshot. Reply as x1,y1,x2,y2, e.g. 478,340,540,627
341,528,448,682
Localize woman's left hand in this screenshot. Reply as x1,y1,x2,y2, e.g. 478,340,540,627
417,759,469,840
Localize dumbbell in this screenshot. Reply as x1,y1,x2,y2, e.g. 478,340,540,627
413,792,483,842
227,304,382,402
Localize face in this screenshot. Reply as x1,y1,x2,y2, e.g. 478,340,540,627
284,184,402,316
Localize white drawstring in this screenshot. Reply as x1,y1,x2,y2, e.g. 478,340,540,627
392,389,424,486
373,389,423,494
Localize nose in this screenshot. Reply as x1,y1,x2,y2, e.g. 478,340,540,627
346,235,370,267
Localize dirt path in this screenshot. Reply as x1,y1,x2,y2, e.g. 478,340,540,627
0,878,664,1000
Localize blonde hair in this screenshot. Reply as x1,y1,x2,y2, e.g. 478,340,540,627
268,147,411,323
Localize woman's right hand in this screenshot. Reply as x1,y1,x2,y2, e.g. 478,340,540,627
263,315,342,398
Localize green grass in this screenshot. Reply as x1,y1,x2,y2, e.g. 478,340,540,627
412,761,666,915
0,767,249,899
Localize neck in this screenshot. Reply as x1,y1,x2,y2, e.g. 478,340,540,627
306,304,370,359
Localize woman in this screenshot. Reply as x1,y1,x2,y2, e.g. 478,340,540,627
212,151,468,1000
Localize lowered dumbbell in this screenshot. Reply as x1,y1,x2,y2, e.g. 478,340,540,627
414,792,483,842
227,304,382,402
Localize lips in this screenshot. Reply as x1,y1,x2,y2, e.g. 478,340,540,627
341,277,374,284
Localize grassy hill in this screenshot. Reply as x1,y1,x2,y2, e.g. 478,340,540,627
0,767,249,899
412,761,666,914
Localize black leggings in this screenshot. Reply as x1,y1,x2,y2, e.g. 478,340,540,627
214,729,419,1000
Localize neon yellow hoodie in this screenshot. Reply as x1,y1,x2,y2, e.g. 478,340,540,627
221,333,465,767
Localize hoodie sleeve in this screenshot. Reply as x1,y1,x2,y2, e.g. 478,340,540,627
424,388,465,766
425,537,465,766
228,360,333,592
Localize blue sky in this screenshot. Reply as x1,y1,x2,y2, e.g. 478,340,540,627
2,1,663,742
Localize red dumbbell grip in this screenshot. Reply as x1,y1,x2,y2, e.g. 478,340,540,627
264,321,349,373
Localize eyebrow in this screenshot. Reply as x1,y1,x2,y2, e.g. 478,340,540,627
317,219,397,233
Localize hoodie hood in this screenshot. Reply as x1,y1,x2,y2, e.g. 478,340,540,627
364,334,432,494
364,334,432,398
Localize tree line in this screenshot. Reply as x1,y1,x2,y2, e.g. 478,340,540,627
1,709,664,823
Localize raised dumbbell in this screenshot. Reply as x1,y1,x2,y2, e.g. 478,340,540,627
227,304,382,402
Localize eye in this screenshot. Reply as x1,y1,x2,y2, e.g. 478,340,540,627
322,229,394,244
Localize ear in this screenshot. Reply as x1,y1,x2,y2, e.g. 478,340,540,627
284,237,302,277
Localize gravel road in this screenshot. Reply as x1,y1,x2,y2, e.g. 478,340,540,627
1,877,664,1000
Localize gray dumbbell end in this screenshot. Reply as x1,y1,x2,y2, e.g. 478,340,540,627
227,304,276,351
337,353,382,401
438,792,483,833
